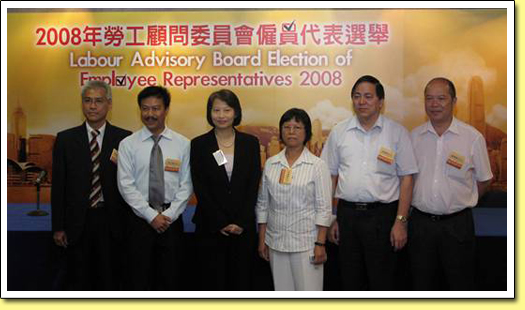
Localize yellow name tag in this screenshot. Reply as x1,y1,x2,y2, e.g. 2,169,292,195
165,159,181,172
446,151,465,169
377,147,395,165
279,168,292,185
110,149,118,164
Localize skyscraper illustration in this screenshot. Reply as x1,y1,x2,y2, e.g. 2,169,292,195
469,76,486,137
12,102,27,162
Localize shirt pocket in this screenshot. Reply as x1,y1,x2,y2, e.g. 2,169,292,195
164,162,181,191
444,149,470,182
446,159,470,182
375,145,397,176
376,159,396,175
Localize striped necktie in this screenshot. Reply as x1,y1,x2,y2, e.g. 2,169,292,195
89,129,102,208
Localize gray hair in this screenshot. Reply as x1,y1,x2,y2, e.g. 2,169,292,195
81,80,112,100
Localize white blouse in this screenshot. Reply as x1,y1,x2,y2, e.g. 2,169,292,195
256,148,332,252
224,154,234,181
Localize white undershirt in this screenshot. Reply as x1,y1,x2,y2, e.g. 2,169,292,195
225,154,234,181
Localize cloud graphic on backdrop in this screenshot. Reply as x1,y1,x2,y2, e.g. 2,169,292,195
486,104,507,133
382,48,500,129
210,49,500,134
307,93,424,131
307,100,353,130
404,49,497,106
382,85,426,130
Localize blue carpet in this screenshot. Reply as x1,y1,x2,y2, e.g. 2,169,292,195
7,203,52,231
7,203,196,233
472,208,507,237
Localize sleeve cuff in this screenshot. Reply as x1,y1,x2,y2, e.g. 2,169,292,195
315,213,333,227
256,212,268,223
476,172,494,182
143,207,160,224
398,169,419,176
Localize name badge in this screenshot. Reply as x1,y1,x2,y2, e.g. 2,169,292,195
110,149,118,164
446,151,465,170
165,158,181,172
377,146,395,165
279,168,292,185
213,149,228,166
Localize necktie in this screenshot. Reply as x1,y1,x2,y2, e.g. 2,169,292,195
89,129,102,208
149,135,165,212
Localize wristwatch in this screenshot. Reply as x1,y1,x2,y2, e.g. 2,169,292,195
396,215,408,223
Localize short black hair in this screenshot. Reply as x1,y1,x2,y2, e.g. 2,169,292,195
137,86,171,108
425,77,457,99
206,89,242,127
279,108,312,145
351,75,385,100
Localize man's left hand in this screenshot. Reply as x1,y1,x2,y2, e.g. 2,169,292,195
390,221,407,251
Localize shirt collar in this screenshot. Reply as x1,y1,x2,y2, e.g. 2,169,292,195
447,117,460,135
140,126,172,142
347,114,384,132
273,147,314,168
85,122,106,137
421,121,435,135
422,117,460,136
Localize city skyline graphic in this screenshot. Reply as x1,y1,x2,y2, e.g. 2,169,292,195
7,76,507,204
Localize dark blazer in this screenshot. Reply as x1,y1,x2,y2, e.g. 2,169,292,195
190,129,262,233
51,122,131,245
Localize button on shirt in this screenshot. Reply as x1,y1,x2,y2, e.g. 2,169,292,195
411,118,493,215
117,126,193,223
256,148,332,252
321,115,418,203
86,122,106,202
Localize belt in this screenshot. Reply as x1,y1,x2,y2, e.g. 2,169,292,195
150,203,170,212
413,207,468,221
339,199,398,211
90,202,105,209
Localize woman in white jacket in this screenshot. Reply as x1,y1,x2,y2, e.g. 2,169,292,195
256,108,332,291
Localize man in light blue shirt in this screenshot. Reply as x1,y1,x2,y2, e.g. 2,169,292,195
118,86,192,290
321,75,418,290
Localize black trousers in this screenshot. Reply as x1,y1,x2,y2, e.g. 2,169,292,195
337,200,399,291
196,229,255,291
126,214,184,291
408,208,476,290
66,207,119,290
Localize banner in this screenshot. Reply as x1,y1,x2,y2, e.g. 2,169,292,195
6,8,508,202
